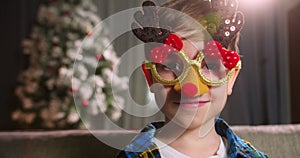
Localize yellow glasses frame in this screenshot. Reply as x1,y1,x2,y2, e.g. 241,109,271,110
144,50,241,86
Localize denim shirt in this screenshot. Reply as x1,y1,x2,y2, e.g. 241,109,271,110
116,118,268,158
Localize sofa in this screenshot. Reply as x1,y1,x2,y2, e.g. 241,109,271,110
0,124,299,158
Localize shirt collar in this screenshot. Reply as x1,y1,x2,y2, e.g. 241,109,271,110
125,118,265,157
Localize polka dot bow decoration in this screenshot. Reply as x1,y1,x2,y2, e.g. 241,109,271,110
149,34,183,63
204,41,240,69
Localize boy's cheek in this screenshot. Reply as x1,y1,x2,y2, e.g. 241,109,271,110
210,85,228,111
150,83,168,108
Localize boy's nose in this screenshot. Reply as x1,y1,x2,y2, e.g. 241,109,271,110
174,66,209,97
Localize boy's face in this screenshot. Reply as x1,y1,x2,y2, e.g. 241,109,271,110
149,39,239,130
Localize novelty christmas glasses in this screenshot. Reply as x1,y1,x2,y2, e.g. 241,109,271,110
143,34,241,86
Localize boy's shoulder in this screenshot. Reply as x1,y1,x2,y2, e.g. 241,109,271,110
116,121,164,158
116,119,268,158
215,118,268,158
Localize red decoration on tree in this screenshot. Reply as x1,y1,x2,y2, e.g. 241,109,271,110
81,100,89,107
71,87,78,92
204,41,240,69
96,54,103,60
86,29,93,36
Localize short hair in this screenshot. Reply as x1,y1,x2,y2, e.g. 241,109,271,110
160,0,242,52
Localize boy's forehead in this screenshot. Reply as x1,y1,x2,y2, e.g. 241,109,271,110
182,40,205,59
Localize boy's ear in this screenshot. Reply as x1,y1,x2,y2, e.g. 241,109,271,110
227,69,240,95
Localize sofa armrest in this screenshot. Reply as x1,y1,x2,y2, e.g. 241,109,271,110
0,130,122,158
232,124,300,158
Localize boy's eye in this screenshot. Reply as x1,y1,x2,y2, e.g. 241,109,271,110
161,52,185,76
202,60,221,70
204,63,219,70
165,62,182,71
162,61,184,76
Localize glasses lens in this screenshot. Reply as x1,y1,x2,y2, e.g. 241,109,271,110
155,52,185,81
200,56,228,81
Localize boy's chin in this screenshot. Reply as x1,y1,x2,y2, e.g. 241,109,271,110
166,115,215,131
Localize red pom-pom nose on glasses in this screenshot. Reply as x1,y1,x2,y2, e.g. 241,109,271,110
174,67,209,97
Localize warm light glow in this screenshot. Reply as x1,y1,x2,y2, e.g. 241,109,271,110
239,0,273,8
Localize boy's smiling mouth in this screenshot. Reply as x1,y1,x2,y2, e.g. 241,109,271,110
174,100,210,108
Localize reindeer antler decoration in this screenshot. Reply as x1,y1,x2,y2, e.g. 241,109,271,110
131,1,171,43
132,0,244,49
205,0,244,48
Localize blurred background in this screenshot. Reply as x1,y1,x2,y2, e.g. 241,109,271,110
0,0,300,131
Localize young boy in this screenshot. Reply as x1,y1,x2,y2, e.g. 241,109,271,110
117,0,268,157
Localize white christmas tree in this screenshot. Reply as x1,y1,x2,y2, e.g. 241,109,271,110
12,0,127,129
